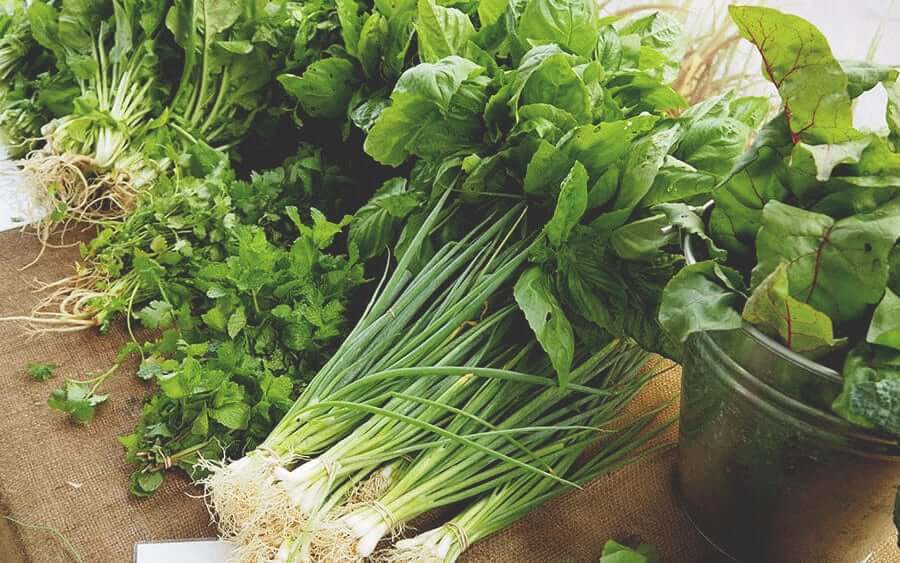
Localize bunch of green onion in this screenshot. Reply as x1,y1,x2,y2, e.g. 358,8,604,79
284,341,657,562
203,199,533,556
205,198,668,561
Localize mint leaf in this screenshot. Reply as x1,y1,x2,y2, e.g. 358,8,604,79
227,307,247,339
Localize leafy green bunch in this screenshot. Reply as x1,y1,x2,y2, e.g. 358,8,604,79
118,208,363,495
317,0,765,384
659,6,900,436
31,145,365,492
26,0,171,171
0,1,78,157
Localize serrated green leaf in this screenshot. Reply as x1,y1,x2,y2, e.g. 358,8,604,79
227,307,247,339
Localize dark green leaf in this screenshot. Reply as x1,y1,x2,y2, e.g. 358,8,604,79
658,260,744,343
544,162,588,247
279,58,359,119
752,200,900,325
514,266,574,386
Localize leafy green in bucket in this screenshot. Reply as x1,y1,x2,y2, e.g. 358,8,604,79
658,5,900,437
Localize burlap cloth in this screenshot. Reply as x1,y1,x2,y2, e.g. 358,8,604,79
0,226,897,563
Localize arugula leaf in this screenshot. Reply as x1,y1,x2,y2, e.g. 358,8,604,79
26,362,59,381
729,5,852,144
742,262,845,356
514,266,574,386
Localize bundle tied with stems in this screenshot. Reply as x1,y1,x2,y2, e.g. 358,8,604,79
201,195,537,559
199,195,672,562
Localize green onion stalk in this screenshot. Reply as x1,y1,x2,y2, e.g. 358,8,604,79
285,342,654,562
266,318,533,562
201,198,533,552
386,372,676,562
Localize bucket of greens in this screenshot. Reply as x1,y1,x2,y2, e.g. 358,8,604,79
658,6,900,562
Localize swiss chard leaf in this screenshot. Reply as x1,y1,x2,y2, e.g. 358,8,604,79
752,200,900,325
742,262,845,356
729,5,852,144
658,260,744,343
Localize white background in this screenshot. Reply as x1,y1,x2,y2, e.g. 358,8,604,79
1,0,898,231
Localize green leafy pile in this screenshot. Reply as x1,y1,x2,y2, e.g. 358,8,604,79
0,0,358,243
659,5,900,437
31,145,366,493
336,0,764,383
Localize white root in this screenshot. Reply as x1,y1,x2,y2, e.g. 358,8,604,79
381,528,459,563
197,452,302,562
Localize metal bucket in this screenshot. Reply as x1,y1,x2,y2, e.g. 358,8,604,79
676,237,900,561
